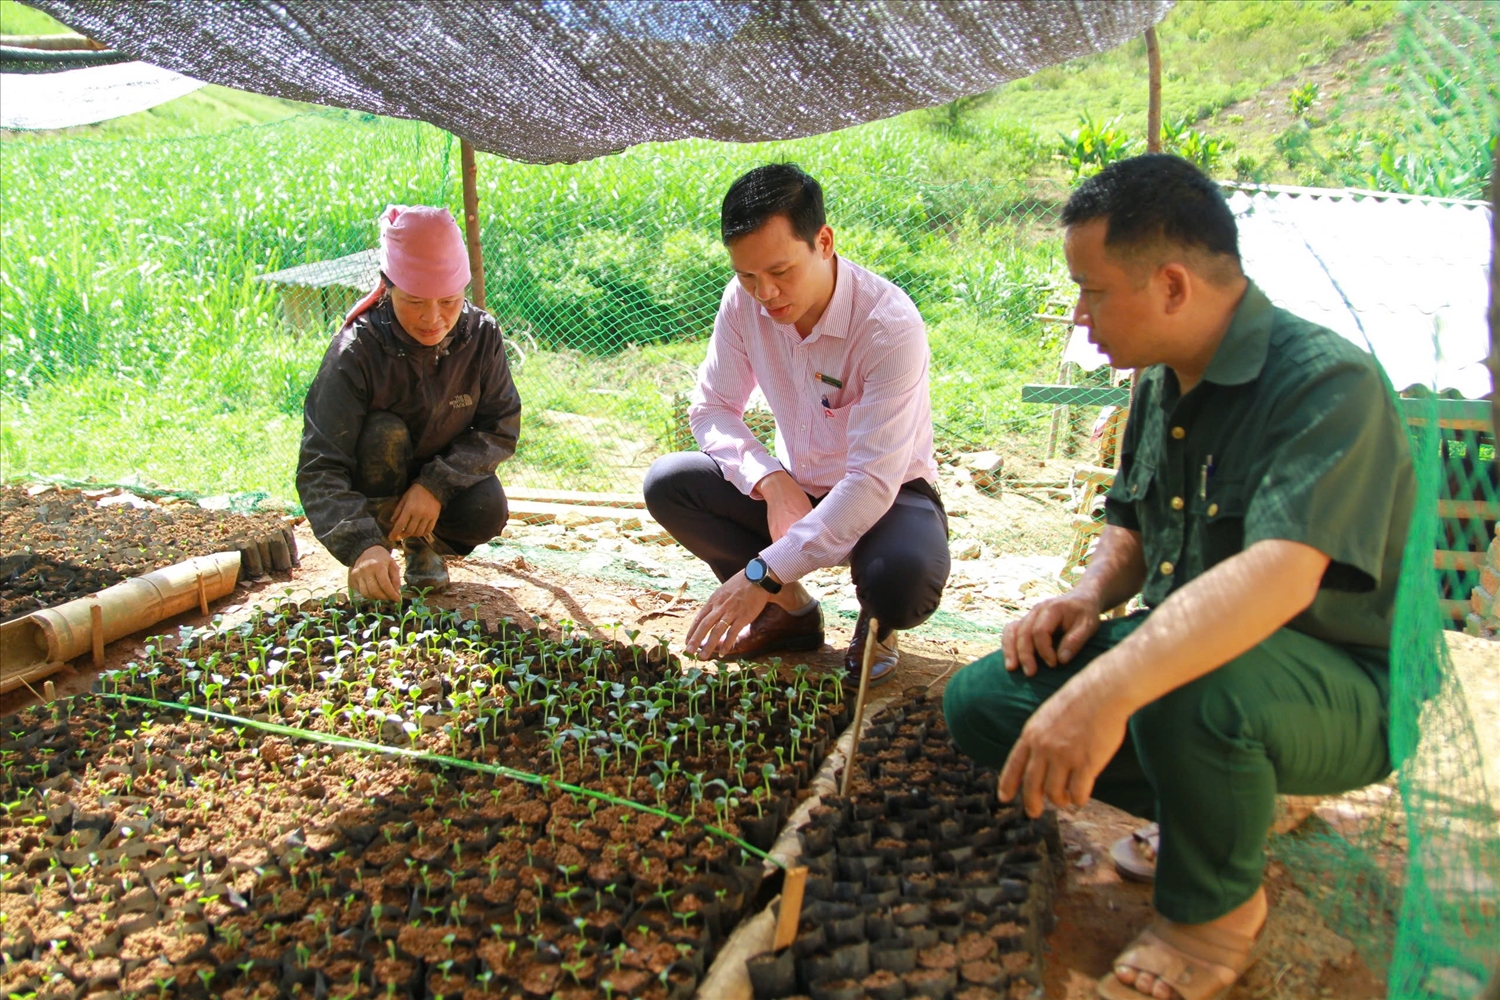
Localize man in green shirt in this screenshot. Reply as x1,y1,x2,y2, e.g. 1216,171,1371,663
944,154,1413,1000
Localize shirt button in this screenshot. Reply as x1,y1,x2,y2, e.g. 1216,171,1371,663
1207,503,1219,517
799,424,806,430
1171,426,1186,439
1170,496,1184,510
1159,561,1175,576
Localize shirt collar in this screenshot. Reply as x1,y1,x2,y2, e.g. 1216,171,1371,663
769,255,851,343
1201,280,1274,386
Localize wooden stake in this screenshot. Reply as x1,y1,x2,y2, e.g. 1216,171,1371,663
772,866,808,950
43,680,55,702
1145,27,1162,153
195,563,210,615
90,600,104,668
460,137,487,310
839,616,880,797
0,660,67,697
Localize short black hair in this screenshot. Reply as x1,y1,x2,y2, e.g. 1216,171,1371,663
721,163,826,246
1061,154,1241,277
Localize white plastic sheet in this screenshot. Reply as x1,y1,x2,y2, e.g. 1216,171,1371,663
0,60,204,130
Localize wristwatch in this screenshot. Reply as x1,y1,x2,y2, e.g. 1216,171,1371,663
745,557,782,594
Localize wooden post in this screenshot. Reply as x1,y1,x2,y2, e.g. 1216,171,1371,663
460,138,487,310
195,563,210,616
1145,27,1162,153
1488,138,1498,443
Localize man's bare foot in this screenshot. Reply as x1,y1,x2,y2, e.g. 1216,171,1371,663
1114,886,1267,999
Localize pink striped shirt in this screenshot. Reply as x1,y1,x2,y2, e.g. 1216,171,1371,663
688,255,938,584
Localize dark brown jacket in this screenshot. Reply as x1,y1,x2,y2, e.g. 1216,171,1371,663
296,299,521,565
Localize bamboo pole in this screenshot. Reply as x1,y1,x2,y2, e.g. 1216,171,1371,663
839,616,880,797
1145,27,1162,153
0,552,240,674
0,660,67,697
460,138,487,310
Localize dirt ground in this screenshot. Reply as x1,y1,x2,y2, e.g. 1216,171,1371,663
0,484,291,620
3,507,1438,999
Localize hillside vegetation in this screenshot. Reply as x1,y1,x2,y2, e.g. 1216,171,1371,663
1,1,1492,500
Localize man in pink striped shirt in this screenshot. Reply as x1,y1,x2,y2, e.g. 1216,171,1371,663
643,163,951,684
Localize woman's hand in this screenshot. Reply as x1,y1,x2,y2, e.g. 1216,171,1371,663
391,482,441,541
349,545,402,602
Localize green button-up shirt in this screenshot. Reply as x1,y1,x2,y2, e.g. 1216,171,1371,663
1104,282,1415,657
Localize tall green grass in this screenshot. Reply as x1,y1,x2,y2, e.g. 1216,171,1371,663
2,108,1064,499
985,0,1397,137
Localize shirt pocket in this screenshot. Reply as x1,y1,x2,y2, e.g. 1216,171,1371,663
1192,481,1247,570
1105,455,1159,531
811,400,854,450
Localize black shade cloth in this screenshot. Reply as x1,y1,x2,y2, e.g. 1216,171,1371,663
31,0,1172,163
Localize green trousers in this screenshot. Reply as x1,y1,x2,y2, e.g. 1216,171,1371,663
943,613,1391,924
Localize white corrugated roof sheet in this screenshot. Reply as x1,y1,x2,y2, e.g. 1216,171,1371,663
1228,184,1492,399
1063,184,1493,401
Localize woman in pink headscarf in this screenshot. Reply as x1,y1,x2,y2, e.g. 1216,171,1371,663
297,205,521,600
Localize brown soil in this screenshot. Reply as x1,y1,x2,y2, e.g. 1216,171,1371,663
1029,799,1387,1000
0,495,1452,999
0,483,293,620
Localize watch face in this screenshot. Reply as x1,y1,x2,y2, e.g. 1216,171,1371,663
746,559,765,582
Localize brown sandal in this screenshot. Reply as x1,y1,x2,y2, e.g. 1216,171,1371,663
1096,917,1266,1000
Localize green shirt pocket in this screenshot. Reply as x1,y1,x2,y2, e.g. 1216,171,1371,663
1104,456,1157,533
1192,480,1247,572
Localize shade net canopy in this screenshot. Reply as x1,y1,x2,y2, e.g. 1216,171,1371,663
29,0,1171,163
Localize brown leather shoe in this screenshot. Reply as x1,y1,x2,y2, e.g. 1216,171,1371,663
723,602,824,659
846,610,898,686
402,536,450,594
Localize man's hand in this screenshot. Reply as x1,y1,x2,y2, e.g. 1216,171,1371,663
684,572,771,660
1002,589,1104,676
391,482,441,541
998,674,1129,817
756,471,813,542
349,545,402,602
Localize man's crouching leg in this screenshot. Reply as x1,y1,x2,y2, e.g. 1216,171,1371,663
1078,629,1389,999
1127,629,1390,927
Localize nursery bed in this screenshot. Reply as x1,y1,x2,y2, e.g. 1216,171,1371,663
0,485,296,622
0,597,1060,1000
0,597,850,999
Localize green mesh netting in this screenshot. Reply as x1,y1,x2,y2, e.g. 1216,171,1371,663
0,110,1068,498
1263,5,1500,997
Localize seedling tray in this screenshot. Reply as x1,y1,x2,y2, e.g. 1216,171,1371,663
0,597,854,1000
745,695,1060,1000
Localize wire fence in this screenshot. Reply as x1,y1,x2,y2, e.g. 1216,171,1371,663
0,107,1070,501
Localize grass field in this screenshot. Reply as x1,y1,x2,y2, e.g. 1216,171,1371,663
2,0,1492,501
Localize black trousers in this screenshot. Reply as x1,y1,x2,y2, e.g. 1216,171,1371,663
355,411,508,557
642,452,951,633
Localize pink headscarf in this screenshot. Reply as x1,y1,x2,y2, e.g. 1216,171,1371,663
345,204,471,323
